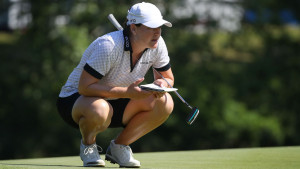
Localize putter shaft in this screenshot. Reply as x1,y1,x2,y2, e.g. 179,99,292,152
152,68,193,110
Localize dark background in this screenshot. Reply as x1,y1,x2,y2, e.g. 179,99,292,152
0,0,299,159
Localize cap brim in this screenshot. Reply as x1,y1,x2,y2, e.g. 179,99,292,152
143,19,172,28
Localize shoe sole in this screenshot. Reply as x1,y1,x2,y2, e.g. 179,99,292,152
84,162,105,167
105,155,140,168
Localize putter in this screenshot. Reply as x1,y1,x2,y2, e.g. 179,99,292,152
152,68,199,125
107,14,199,125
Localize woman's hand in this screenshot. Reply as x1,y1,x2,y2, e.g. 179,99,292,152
152,79,167,98
127,78,152,99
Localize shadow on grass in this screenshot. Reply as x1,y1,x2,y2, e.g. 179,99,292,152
0,163,125,168
0,163,81,167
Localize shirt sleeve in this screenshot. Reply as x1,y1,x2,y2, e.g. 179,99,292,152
84,38,115,79
152,36,171,71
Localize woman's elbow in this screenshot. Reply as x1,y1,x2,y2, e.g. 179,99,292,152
78,84,89,96
78,88,84,96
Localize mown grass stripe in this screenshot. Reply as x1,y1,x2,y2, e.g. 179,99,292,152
0,146,299,169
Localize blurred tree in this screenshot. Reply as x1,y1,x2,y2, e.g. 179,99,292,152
0,0,299,160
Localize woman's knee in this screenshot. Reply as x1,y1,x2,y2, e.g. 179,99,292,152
73,97,113,128
156,93,174,116
89,99,113,126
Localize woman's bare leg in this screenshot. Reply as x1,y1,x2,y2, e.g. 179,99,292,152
72,96,113,145
115,93,174,145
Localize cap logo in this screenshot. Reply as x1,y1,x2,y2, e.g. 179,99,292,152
130,19,136,23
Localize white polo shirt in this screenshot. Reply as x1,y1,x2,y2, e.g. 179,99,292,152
59,30,171,98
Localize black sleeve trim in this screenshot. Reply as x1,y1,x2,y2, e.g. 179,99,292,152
154,63,171,72
84,63,103,79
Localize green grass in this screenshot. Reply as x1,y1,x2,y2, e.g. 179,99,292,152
0,146,299,169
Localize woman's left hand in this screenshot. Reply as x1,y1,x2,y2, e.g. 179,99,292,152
152,79,167,98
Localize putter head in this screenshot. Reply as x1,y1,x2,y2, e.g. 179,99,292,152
186,107,199,125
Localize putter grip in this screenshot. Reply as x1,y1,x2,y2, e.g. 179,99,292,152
108,14,123,31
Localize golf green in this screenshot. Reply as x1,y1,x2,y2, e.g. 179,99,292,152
0,146,299,169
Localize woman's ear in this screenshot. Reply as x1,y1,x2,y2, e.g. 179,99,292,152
130,24,137,35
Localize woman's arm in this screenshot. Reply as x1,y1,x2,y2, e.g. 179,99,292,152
78,70,152,99
153,68,174,88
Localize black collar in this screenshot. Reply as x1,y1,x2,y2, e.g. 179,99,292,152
123,29,149,72
123,29,149,53
123,29,132,52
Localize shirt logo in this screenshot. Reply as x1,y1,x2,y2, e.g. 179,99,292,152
140,61,153,64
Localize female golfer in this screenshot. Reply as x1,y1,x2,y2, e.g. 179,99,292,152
57,2,174,168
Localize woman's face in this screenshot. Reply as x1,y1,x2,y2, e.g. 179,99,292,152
133,24,161,49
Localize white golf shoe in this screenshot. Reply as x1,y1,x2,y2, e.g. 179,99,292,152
105,140,141,168
80,140,105,167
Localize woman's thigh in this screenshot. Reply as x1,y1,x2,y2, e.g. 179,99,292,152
72,96,113,124
122,93,173,125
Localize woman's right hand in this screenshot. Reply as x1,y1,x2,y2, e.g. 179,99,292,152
127,78,152,100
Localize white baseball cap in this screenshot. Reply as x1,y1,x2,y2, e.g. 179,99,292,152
127,2,172,28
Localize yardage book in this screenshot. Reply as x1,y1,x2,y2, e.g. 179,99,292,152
140,83,178,92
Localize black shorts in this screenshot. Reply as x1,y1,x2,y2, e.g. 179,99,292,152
56,92,130,129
